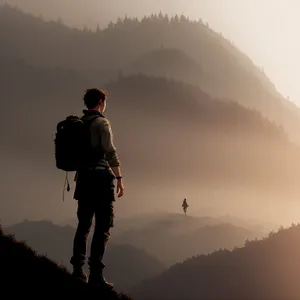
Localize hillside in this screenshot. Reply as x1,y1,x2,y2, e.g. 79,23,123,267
113,215,263,266
5,220,166,291
132,224,300,300
0,224,132,299
1,5,300,143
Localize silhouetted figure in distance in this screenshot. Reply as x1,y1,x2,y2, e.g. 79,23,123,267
182,198,189,216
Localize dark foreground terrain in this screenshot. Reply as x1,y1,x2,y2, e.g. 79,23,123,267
0,225,133,299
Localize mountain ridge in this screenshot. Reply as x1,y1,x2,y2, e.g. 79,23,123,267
1,3,300,145
132,223,300,300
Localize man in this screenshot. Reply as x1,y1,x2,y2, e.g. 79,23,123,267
70,88,124,288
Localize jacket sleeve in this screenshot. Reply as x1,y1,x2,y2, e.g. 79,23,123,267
97,118,120,168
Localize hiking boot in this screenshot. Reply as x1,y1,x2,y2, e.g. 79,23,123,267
72,267,88,283
88,272,114,289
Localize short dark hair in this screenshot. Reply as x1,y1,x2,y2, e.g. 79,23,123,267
83,88,108,109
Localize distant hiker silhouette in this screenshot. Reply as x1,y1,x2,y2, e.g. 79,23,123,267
182,198,189,216
55,88,124,288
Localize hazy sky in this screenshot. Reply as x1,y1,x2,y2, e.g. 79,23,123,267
7,0,300,106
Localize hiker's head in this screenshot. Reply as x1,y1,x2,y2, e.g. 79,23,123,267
83,88,108,113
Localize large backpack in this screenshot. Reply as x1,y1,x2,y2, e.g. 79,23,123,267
54,114,99,172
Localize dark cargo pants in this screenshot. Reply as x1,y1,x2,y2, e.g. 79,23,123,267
70,169,115,272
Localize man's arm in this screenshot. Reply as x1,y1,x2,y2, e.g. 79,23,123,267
98,118,124,197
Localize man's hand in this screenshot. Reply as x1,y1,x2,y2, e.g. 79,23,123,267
116,179,124,198
111,166,124,197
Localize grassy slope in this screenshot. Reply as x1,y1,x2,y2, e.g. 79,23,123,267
0,225,133,299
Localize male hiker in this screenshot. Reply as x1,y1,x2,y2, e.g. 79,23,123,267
182,198,189,216
70,88,124,288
